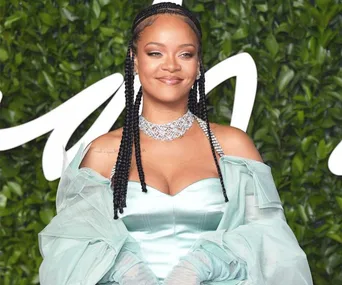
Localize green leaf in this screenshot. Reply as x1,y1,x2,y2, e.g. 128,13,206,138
265,34,279,57
59,61,82,72
278,66,294,93
61,7,79,22
15,52,22,65
276,22,290,33
336,197,342,211
113,36,124,44
292,154,304,176
4,12,22,27
297,110,304,125
90,18,101,31
316,45,327,64
301,136,314,153
0,193,7,208
92,0,101,18
0,48,9,62
39,13,54,26
232,26,248,40
333,76,342,88
255,4,268,12
301,83,313,102
42,71,54,88
327,233,342,244
222,38,232,56
316,139,328,160
7,181,23,196
100,27,115,37
7,250,21,265
99,0,111,6
39,209,55,225
192,4,205,12
254,126,268,141
298,204,309,223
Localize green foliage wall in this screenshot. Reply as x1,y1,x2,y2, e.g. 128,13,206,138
0,0,341,284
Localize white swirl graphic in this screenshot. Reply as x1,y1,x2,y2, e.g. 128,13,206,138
0,53,258,180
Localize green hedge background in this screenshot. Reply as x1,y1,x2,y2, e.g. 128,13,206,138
0,0,341,284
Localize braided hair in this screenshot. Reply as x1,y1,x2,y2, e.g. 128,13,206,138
111,2,228,219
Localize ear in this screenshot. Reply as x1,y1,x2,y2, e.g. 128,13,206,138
134,55,138,74
196,61,201,78
129,48,138,73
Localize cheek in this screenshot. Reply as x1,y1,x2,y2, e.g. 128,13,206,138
183,59,198,73
137,60,159,84
137,63,157,91
183,62,198,82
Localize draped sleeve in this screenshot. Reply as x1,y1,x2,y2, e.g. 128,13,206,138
186,156,313,285
38,144,157,285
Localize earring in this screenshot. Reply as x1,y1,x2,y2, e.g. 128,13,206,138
134,71,138,76
196,66,201,80
196,72,201,80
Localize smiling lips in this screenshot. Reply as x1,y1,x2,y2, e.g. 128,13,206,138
157,76,183,85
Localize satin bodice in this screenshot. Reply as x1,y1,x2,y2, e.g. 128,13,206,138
121,178,225,280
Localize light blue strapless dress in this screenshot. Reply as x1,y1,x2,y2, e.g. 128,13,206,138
38,142,313,285
121,178,225,280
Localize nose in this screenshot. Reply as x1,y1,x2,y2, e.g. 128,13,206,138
161,55,181,72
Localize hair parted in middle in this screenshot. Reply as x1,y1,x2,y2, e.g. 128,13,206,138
111,2,228,219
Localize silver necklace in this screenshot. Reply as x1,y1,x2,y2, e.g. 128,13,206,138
139,110,194,141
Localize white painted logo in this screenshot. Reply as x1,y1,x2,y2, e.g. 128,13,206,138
0,53,258,180
328,142,342,176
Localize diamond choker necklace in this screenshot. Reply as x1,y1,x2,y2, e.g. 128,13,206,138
139,110,195,141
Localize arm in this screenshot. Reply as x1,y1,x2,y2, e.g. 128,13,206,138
39,138,158,285
165,127,312,285
106,249,159,285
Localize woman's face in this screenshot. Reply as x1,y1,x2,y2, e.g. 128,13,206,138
134,14,199,105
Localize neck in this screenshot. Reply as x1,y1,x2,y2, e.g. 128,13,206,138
141,99,188,124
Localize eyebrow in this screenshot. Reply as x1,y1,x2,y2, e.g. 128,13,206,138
144,42,196,48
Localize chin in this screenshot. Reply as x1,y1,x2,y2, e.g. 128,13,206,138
153,92,188,104
157,93,187,104
144,84,189,104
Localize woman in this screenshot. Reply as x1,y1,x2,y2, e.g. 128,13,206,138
38,2,313,284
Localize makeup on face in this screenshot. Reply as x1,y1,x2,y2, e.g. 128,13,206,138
134,15,199,102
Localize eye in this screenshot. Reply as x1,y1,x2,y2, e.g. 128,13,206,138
147,52,162,57
180,52,194,58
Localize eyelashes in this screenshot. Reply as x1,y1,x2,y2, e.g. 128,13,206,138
181,53,194,58
147,52,194,58
147,52,162,57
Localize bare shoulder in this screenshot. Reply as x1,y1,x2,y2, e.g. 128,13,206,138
80,127,123,177
210,123,263,162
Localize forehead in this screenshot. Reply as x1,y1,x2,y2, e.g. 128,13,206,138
137,14,198,46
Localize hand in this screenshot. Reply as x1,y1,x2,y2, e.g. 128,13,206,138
163,259,201,285
110,250,159,285
118,263,159,285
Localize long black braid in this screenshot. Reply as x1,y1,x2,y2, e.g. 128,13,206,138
198,63,229,202
133,87,147,193
111,2,228,219
112,40,135,219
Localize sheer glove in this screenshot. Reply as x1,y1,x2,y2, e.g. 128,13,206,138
163,258,201,285
164,247,244,285
100,250,159,285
